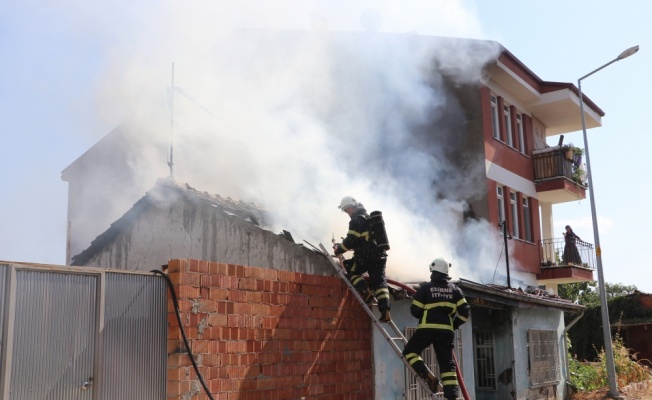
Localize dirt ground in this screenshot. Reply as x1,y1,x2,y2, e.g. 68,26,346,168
571,381,652,399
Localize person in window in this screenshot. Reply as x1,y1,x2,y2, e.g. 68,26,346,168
402,257,470,398
333,196,391,322
562,225,582,265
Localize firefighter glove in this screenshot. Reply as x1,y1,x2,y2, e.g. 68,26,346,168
333,243,344,255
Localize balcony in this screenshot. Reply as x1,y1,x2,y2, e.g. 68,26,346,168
537,237,595,284
533,146,587,204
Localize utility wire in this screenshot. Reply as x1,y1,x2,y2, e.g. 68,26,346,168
492,246,504,284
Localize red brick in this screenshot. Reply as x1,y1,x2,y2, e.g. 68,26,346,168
214,262,229,275
244,266,265,279
209,288,229,301
178,286,200,299
167,259,186,273
277,270,294,283
207,261,219,274
168,271,181,286
198,260,210,273
168,352,194,367
219,275,238,290
238,277,258,291
208,314,227,327
178,272,201,286
262,268,277,281
244,291,262,303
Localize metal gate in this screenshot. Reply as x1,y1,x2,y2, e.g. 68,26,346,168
0,263,167,400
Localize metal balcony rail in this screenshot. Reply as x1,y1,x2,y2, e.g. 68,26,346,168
539,237,595,270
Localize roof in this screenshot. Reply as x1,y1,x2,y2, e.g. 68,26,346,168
457,278,586,313
71,178,267,266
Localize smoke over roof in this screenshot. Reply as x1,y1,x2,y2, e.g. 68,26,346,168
70,3,518,285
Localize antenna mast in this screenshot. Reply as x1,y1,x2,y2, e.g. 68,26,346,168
168,62,175,178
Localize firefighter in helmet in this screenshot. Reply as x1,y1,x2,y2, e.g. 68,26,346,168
402,257,470,398
333,196,391,322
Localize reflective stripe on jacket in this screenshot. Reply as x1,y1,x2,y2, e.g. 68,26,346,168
411,278,470,331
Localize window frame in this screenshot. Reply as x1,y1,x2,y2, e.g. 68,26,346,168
528,330,560,386
523,197,533,242
497,186,505,230
475,330,497,390
516,113,525,153
491,95,500,140
510,191,519,239
503,104,513,147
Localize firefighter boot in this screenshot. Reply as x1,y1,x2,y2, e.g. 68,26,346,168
378,298,391,322
421,371,439,393
443,385,458,400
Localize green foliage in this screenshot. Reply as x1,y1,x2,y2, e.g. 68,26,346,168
568,331,652,393
558,282,599,306
561,282,640,361
559,282,637,308
568,356,602,391
603,332,652,387
605,283,638,300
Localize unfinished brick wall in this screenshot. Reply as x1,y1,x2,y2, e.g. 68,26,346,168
166,259,373,400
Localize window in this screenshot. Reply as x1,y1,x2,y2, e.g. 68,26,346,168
528,330,560,385
405,327,439,400
504,104,513,147
475,331,496,390
510,192,519,239
523,197,533,242
491,95,500,140
516,113,525,153
497,186,505,230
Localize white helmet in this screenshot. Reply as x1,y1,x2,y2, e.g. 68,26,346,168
429,257,450,275
338,196,359,210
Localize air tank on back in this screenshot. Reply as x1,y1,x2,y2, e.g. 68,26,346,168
369,210,390,251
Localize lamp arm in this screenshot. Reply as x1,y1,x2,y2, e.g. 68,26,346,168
578,57,619,82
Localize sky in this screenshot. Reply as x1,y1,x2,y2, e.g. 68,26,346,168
1,1,651,293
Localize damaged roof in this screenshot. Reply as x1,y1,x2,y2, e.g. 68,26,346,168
71,177,267,266
391,277,585,313
457,279,586,313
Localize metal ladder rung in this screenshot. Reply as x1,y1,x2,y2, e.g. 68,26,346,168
319,243,439,399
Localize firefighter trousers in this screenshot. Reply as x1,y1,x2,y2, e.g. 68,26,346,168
344,254,390,312
402,328,458,400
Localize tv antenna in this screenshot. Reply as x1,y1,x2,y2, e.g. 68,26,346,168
168,62,175,178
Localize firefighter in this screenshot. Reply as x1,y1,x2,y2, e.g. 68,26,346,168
333,196,391,322
402,257,470,398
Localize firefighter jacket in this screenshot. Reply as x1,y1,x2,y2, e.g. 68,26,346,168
340,207,381,258
411,275,470,331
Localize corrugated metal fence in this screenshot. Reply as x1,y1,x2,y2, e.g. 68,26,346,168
0,262,167,400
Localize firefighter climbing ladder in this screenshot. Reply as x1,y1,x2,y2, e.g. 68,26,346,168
318,243,442,399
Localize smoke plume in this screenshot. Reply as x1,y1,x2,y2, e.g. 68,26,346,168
68,1,519,285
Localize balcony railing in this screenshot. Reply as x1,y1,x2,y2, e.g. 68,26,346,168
532,147,587,187
539,238,595,270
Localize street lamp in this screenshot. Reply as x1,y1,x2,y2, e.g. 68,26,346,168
578,44,639,397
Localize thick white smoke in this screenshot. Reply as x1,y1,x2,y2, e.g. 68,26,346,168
66,1,517,285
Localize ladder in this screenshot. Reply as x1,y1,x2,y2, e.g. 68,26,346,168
318,243,442,399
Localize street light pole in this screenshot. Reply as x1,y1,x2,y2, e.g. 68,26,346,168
577,44,639,397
